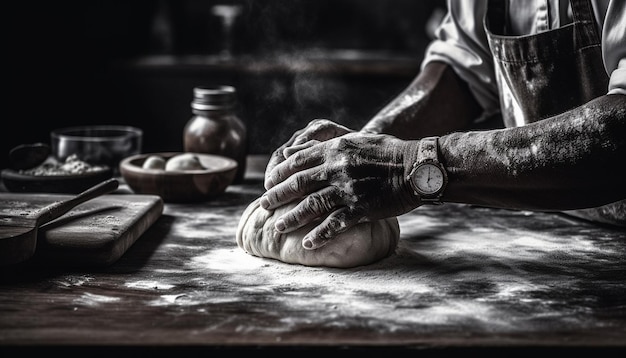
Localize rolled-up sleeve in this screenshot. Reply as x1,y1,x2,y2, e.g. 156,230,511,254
603,1,626,95
421,0,500,121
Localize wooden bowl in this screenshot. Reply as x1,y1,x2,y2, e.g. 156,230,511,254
119,152,237,203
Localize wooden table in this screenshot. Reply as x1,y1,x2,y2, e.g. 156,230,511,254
1,156,625,355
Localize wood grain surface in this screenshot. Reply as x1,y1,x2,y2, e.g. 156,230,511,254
0,192,163,266
0,156,624,354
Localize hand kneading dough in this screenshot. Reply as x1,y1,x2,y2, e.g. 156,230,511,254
236,197,400,268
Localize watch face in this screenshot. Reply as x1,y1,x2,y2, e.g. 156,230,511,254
412,163,445,195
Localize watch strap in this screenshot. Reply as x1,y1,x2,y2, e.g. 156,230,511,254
408,136,446,204
418,137,438,162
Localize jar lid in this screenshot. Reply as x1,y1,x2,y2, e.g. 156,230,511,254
191,85,236,110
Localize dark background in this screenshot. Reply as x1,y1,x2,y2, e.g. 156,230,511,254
3,0,445,170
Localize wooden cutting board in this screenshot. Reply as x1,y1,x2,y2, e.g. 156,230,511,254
0,192,163,266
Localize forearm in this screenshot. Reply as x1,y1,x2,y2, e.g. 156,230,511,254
361,61,482,138
439,94,626,210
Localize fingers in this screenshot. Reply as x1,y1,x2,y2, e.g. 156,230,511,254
301,207,360,250
283,140,319,158
292,119,351,146
264,149,287,189
264,125,311,189
261,164,327,210
265,119,352,189
273,186,342,233
264,145,323,191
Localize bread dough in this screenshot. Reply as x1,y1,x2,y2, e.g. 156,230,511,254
165,153,205,171
236,197,400,268
142,155,166,170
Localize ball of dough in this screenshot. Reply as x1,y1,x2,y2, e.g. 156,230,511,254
236,197,400,268
142,155,166,170
165,153,205,171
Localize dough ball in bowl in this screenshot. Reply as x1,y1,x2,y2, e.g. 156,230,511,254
165,153,206,171
142,155,166,170
236,197,400,268
120,152,237,202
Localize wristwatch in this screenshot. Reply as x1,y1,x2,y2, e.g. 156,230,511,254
407,136,448,204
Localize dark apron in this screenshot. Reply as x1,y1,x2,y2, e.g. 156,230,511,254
484,0,625,226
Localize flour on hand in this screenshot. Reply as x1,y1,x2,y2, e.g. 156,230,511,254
236,197,400,268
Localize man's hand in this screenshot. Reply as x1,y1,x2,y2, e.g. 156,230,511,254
264,119,353,190
261,132,421,250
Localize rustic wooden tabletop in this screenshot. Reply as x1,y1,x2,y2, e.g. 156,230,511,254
1,155,625,355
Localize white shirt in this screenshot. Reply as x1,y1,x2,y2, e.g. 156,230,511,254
422,0,626,118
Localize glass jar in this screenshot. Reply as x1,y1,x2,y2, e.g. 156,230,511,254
183,85,247,183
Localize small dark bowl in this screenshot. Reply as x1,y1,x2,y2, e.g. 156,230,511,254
119,152,237,203
1,167,113,194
